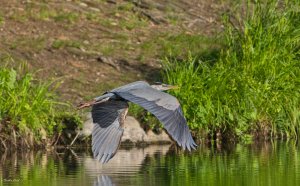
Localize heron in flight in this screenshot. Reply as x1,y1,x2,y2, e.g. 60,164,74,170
78,81,197,163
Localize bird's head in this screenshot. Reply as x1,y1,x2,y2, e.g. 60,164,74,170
150,82,179,91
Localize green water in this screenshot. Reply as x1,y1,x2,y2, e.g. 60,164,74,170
0,142,299,186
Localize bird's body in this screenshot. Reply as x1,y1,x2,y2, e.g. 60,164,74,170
79,81,196,163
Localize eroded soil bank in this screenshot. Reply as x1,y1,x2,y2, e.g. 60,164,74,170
0,0,226,103
0,0,228,149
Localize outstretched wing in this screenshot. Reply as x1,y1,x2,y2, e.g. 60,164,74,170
91,100,128,163
112,83,197,151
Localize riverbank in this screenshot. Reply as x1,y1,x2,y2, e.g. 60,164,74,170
0,0,224,148
0,0,299,148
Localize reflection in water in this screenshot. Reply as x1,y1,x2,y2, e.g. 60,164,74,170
84,144,171,175
93,175,114,186
0,142,300,186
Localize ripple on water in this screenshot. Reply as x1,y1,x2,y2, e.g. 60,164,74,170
1,142,300,186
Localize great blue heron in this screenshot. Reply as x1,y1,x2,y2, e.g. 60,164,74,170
78,81,197,163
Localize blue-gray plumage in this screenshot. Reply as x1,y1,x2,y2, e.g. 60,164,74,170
94,175,114,186
78,81,197,163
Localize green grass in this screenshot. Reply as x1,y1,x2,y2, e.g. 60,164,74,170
162,0,300,141
53,11,79,23
0,58,80,145
9,3,80,24
129,103,162,131
85,1,148,30
0,12,4,25
10,36,47,53
115,2,149,30
119,13,148,30
139,33,222,62
52,39,82,49
30,3,79,23
0,66,56,138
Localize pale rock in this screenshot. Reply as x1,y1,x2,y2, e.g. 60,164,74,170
79,2,88,7
121,116,146,143
81,113,171,144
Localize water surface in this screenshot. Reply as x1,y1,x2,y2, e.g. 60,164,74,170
0,142,299,186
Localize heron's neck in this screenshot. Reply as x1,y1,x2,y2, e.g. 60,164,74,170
95,93,115,101
150,85,165,91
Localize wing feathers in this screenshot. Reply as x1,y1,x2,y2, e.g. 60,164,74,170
114,91,197,151
90,81,196,164
91,100,128,163
92,121,124,163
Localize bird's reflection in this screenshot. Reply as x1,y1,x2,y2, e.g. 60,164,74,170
93,175,114,186
88,144,172,186
83,144,172,174
0,144,172,186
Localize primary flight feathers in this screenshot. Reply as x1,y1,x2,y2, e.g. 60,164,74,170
79,81,197,163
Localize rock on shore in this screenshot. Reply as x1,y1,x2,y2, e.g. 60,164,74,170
81,113,172,144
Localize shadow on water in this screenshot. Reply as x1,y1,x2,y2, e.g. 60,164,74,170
1,141,300,186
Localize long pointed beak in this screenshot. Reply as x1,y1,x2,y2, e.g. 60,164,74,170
167,85,179,90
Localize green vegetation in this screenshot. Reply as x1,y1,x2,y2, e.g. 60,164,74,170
27,3,79,23
129,103,163,131
1,0,299,144
0,65,56,143
52,39,82,49
9,36,47,53
139,33,222,62
116,2,149,30
119,13,148,30
0,13,4,25
0,59,81,148
8,2,80,24
162,0,300,141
